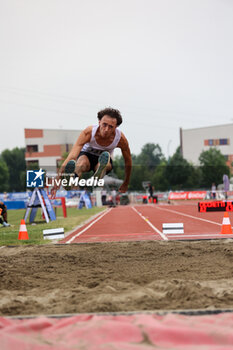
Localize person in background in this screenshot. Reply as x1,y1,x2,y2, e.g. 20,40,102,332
148,183,154,203
223,174,230,200
111,189,117,206
101,189,107,205
0,202,10,227
211,183,216,199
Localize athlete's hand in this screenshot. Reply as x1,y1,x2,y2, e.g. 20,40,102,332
51,178,61,199
50,188,56,199
51,166,64,199
118,183,128,193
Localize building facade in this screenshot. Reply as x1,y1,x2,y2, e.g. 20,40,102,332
25,128,82,172
180,123,233,169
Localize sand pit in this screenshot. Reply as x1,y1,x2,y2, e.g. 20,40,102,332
0,240,233,316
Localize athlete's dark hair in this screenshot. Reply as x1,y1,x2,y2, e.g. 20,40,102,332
97,107,122,126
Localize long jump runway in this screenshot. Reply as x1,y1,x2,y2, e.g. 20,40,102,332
61,204,233,244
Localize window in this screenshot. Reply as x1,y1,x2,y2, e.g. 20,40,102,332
27,160,39,165
26,160,39,170
26,145,38,153
204,138,229,146
219,139,228,145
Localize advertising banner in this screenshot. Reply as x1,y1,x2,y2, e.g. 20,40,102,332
168,191,207,200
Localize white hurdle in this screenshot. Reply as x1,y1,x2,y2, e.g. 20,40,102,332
162,223,184,234
43,228,65,240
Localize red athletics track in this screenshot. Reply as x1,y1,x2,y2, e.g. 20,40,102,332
61,203,233,244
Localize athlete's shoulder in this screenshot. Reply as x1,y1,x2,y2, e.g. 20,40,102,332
76,126,92,145
119,131,129,142
117,131,129,148
83,125,93,133
80,125,92,137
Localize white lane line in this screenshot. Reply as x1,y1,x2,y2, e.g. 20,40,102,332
154,206,224,226
132,206,168,241
66,208,112,244
166,234,228,238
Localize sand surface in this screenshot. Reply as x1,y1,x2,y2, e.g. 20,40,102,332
0,240,233,316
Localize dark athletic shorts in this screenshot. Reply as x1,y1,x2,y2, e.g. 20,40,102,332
77,151,113,174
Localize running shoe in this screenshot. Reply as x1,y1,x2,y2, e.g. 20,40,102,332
94,151,110,179
64,160,76,174
2,222,10,227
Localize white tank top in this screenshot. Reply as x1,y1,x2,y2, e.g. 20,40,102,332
81,125,121,157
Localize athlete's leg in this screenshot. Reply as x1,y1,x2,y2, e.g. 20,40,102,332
94,151,112,179
75,155,91,177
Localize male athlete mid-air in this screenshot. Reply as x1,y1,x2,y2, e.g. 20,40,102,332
51,107,132,197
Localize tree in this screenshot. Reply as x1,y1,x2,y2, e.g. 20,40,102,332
152,161,169,191
165,147,197,190
1,148,26,192
199,148,230,188
113,143,166,191
129,163,147,190
137,143,164,170
0,159,9,192
131,143,165,190
114,153,143,190
113,154,128,181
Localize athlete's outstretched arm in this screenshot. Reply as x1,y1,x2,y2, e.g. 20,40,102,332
117,133,132,193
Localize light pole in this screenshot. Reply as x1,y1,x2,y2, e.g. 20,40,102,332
167,140,172,161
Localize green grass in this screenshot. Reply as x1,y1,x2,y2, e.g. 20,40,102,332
0,206,105,246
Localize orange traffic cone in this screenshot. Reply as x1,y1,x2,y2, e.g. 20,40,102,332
220,212,233,234
18,219,29,240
